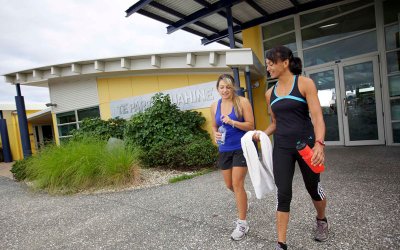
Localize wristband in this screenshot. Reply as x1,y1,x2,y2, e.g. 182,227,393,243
316,140,325,146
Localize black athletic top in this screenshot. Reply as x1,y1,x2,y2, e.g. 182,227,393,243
270,75,315,148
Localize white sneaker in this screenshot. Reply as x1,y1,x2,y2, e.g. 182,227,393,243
231,220,249,241
246,190,252,212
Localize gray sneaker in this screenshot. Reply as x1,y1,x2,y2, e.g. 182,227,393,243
231,220,249,241
314,218,329,242
275,243,285,250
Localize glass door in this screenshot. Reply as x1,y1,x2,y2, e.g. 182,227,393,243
33,124,55,150
307,66,344,145
305,56,384,145
339,56,385,145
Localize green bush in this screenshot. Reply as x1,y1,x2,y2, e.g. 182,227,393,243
140,137,217,169
183,139,218,167
72,117,126,141
125,93,217,169
10,159,30,181
25,137,140,194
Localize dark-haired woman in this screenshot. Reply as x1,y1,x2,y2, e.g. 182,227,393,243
211,74,254,241
253,46,328,250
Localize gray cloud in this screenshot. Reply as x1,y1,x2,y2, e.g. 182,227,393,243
0,0,226,104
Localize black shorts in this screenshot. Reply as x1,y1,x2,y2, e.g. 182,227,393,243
218,149,247,170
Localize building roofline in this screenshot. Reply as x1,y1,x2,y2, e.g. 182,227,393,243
0,103,47,111
3,49,266,86
27,108,51,120
2,49,233,76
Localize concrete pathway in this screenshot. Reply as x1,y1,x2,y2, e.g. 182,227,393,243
0,162,13,179
0,146,399,249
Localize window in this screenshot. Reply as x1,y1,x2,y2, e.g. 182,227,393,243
301,4,377,67
388,75,400,97
391,99,400,120
387,50,400,74
303,31,377,67
393,122,400,143
263,33,297,55
300,0,373,27
262,18,294,39
56,106,100,140
57,111,76,124
383,0,400,25
384,0,400,144
78,107,100,120
262,17,297,62
301,6,376,49
385,24,400,51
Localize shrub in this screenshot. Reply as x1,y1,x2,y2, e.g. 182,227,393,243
140,137,217,169
125,93,217,169
25,137,140,194
72,117,126,141
10,159,30,181
182,139,218,167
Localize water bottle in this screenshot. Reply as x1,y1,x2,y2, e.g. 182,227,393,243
296,142,325,173
217,124,226,145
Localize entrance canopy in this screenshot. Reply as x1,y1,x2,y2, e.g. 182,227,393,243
126,0,345,47
27,108,52,125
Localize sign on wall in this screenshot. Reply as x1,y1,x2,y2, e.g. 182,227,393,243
110,81,220,119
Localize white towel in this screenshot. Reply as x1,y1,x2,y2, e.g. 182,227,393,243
241,130,275,199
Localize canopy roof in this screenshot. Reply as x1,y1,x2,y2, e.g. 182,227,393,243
125,0,344,47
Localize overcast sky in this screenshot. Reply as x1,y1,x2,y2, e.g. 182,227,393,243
0,0,226,104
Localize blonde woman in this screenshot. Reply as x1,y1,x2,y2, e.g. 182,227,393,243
210,74,255,240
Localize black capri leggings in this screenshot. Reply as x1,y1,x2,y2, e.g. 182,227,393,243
273,146,326,212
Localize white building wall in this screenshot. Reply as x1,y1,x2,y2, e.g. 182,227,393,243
49,77,99,113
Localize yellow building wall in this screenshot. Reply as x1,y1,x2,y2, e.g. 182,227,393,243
98,74,249,137
2,111,22,161
242,25,270,131
0,110,39,161
28,120,37,155
52,113,60,146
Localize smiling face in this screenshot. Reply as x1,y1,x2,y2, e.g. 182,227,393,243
217,78,234,100
266,58,289,79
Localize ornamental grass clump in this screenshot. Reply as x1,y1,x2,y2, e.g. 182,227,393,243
25,137,140,194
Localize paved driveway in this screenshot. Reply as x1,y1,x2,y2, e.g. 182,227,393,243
0,146,399,249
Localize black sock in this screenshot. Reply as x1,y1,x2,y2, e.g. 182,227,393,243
317,217,327,222
278,242,287,250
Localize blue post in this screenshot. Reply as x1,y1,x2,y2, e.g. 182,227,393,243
245,66,256,128
245,66,254,109
0,112,13,162
15,84,32,158
226,6,243,96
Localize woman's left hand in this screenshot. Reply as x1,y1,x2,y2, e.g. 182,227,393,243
221,115,233,126
311,144,325,166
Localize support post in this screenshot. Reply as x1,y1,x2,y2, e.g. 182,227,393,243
226,6,243,96
245,67,255,108
245,66,256,129
15,84,32,158
0,111,12,162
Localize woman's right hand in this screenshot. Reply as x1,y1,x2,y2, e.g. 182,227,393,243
252,132,261,142
214,131,222,143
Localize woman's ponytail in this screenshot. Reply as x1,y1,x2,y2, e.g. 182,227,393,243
289,56,302,75
266,46,303,75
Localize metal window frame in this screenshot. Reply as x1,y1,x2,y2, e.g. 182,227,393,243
56,106,100,139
